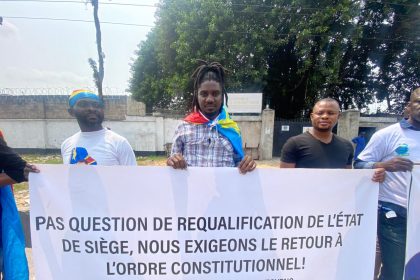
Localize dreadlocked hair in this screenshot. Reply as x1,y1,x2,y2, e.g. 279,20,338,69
191,60,228,112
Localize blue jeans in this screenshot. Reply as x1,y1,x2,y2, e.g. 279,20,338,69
377,201,407,280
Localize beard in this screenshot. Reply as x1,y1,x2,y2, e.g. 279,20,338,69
313,125,332,132
78,113,104,128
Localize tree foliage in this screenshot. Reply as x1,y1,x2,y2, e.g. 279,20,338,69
129,0,419,117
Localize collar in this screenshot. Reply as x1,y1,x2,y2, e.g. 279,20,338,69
198,110,220,124
400,118,420,131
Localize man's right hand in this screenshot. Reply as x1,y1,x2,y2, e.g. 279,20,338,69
24,163,40,180
166,154,187,169
376,157,413,172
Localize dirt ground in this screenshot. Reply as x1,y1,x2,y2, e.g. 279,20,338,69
15,158,280,279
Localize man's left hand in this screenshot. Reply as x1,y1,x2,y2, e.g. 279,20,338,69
238,155,257,174
372,168,385,183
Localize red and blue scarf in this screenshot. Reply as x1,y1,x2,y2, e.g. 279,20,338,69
184,107,244,160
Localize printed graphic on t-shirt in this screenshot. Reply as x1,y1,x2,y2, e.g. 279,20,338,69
70,147,97,165
395,143,409,156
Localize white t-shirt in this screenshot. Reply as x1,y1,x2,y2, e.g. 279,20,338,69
61,128,137,166
358,123,420,208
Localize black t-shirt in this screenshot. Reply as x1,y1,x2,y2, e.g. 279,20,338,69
0,138,27,183
281,132,354,168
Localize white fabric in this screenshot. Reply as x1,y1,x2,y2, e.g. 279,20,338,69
405,167,420,275
61,128,137,166
30,166,378,280
358,123,420,208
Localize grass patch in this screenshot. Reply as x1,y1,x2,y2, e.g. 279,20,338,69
21,154,62,164
13,182,28,192
13,154,62,192
136,156,167,166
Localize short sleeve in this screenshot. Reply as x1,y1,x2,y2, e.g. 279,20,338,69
170,123,185,156
280,137,298,163
0,139,27,183
357,130,386,162
117,139,137,166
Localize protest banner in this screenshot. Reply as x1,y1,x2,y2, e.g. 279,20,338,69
405,166,420,279
30,165,378,280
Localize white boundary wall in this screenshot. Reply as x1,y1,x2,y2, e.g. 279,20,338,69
0,115,264,154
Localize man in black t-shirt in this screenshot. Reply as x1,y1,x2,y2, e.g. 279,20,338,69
280,98,354,169
280,98,384,181
281,130,354,168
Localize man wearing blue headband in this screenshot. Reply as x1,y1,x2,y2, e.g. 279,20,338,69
61,89,137,166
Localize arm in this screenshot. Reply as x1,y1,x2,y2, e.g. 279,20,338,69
0,173,16,187
279,138,297,168
354,130,384,169
354,140,413,172
117,139,137,166
280,161,296,168
373,158,413,172
371,168,385,183
167,124,187,169
0,139,27,183
0,164,39,186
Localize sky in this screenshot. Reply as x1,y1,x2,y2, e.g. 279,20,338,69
0,0,158,94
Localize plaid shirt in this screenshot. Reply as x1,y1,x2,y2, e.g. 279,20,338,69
171,121,240,167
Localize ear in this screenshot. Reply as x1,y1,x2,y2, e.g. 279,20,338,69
405,104,411,117
68,108,75,117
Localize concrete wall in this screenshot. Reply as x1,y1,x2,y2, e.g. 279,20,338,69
337,110,360,141
359,116,399,130
338,110,400,141
1,93,402,159
0,94,275,158
0,118,179,152
0,114,273,158
0,95,146,120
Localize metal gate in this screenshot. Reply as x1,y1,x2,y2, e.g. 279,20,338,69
272,119,311,157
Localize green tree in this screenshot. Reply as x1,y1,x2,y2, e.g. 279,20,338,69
129,0,419,117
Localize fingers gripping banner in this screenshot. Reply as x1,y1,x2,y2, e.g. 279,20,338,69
30,165,378,280
405,167,420,279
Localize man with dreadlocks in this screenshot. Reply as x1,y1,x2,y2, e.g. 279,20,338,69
167,61,256,173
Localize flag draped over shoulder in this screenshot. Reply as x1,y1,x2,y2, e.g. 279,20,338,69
184,107,244,160
0,185,29,280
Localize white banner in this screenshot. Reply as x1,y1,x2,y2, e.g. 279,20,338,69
30,165,378,280
405,167,420,279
